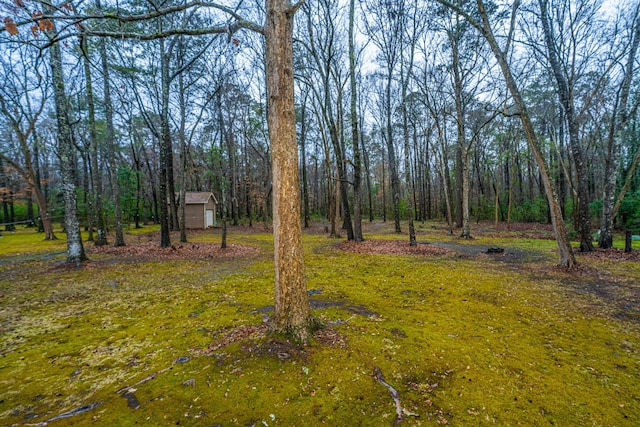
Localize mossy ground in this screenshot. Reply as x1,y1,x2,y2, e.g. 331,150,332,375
0,222,638,426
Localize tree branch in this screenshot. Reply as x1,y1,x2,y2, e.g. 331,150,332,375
3,1,264,37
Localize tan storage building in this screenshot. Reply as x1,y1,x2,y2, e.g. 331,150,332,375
184,192,218,229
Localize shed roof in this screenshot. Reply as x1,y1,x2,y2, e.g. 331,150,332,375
185,192,218,205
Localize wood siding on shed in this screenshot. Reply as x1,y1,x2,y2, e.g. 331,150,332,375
184,194,217,229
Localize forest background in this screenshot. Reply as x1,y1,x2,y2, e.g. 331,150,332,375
1,0,639,257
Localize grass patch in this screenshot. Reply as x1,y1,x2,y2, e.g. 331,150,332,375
1,223,639,426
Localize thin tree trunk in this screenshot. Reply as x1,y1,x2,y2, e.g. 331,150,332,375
461,149,472,238
361,125,374,222
381,143,387,222
400,6,417,246
229,132,239,227
130,139,143,229
600,6,640,248
159,36,172,248
349,0,363,241
178,54,188,243
494,181,499,229
539,0,592,252
385,71,402,233
80,34,107,246
97,11,125,247
220,184,227,249
300,92,310,229
32,137,53,237
613,145,640,218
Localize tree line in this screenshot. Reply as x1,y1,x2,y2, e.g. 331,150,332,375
1,0,639,339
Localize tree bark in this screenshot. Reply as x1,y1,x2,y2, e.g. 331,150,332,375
178,45,188,243
361,121,374,222
265,0,313,341
461,148,472,238
385,70,402,233
349,0,364,241
159,36,172,248
47,17,87,266
300,91,311,229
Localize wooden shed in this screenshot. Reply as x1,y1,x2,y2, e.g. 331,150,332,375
184,192,218,229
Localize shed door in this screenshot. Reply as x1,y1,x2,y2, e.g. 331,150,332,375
206,210,214,228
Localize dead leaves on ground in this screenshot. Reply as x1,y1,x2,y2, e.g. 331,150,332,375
337,239,451,256
87,242,259,261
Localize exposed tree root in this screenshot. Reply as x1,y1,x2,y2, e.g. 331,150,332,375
373,365,404,424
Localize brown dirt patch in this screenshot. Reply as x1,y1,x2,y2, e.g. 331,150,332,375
192,324,269,357
190,322,347,361
86,241,260,261
336,239,451,256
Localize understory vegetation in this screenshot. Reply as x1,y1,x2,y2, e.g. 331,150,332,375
1,222,639,426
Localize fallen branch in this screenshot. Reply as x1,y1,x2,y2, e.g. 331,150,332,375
373,365,404,424
115,366,171,395
328,315,355,326
31,402,101,426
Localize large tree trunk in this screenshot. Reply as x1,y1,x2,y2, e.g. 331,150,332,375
47,22,87,266
265,0,313,341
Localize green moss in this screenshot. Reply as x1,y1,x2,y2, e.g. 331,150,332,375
1,224,639,426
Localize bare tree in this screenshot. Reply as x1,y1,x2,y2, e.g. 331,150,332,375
436,0,576,268
599,2,640,248
348,0,364,241
537,0,598,252
363,0,404,233
0,49,57,240
45,2,87,265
